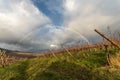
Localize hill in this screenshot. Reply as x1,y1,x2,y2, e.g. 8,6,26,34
0,47,120,80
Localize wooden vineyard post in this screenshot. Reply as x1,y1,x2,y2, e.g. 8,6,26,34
50,49,58,59
60,44,73,57
104,45,111,66
94,29,120,49
94,29,120,66
0,50,7,68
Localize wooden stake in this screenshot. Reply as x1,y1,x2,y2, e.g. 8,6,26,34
104,45,111,66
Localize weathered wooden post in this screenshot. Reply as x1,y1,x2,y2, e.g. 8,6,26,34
50,49,58,59
94,29,120,49
94,29,120,66
60,44,73,57
0,50,7,68
49,44,58,59
104,45,111,65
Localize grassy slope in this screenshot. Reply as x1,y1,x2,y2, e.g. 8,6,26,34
0,48,120,80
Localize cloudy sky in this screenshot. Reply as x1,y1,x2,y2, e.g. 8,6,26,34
0,0,120,52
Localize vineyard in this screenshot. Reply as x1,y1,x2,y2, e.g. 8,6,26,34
0,46,120,80
0,29,120,80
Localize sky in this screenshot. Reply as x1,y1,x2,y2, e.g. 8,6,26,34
0,0,120,52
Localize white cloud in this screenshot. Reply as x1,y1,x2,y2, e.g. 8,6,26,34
0,0,50,51
63,0,120,36
47,0,120,48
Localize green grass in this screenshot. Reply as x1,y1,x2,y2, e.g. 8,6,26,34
0,47,120,80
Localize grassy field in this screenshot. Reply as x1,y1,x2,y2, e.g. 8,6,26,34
0,47,120,80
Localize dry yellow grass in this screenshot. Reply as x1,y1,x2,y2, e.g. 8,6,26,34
110,51,120,67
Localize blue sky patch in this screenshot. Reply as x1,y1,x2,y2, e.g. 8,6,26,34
32,0,63,26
